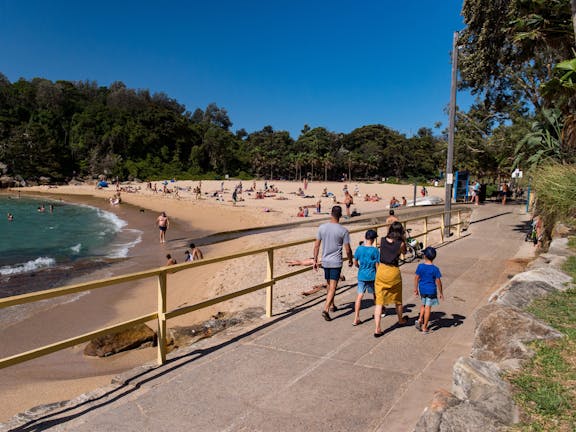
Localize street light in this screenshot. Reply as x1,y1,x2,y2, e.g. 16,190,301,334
444,31,459,238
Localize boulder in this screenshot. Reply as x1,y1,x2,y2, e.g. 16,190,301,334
488,267,572,309
452,357,518,425
439,401,504,432
472,304,563,363
413,389,461,432
552,222,573,239
0,175,16,188
168,307,264,349
84,324,156,357
68,178,85,186
528,254,567,270
547,238,575,257
38,176,51,185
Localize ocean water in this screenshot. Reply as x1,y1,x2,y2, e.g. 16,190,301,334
0,195,142,298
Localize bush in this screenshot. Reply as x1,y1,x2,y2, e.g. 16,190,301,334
532,164,576,221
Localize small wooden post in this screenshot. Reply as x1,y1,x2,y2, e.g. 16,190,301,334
157,272,167,365
440,213,445,242
457,210,462,238
423,216,429,248
266,249,274,317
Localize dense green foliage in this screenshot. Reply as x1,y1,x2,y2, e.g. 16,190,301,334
531,163,576,232
0,74,451,182
459,0,576,172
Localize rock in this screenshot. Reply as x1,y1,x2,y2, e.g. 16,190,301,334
472,304,563,363
552,222,573,239
168,307,264,349
68,178,84,186
528,254,567,270
0,162,7,174
414,389,461,432
0,175,16,188
488,267,572,309
452,357,518,425
84,324,156,357
547,238,575,257
38,176,51,184
439,401,504,432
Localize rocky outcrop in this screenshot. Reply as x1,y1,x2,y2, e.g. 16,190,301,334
472,304,562,362
489,266,572,308
414,225,573,432
168,307,264,349
452,357,518,425
84,324,156,357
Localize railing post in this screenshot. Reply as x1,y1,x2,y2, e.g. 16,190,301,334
157,271,167,365
266,249,274,318
457,210,462,238
440,213,445,242
423,216,428,248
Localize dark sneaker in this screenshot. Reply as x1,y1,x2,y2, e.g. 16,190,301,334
322,311,332,321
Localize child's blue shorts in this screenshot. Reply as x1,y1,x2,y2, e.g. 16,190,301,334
420,295,439,307
357,280,374,294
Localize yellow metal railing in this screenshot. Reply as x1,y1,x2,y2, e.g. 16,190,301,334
0,209,470,369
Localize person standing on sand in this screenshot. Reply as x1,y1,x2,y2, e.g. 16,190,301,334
156,211,169,243
7,212,14,221
313,205,353,321
374,222,408,337
343,191,353,218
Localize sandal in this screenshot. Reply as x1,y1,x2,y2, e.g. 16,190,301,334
329,305,339,312
373,331,384,338
322,311,332,322
415,321,422,331
352,319,362,326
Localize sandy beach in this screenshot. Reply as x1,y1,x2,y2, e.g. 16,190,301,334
0,179,446,422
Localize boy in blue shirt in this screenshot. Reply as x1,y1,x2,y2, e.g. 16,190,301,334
352,229,380,326
414,247,443,334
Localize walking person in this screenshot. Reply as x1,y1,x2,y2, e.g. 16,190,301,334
352,230,380,326
313,205,353,321
373,222,408,337
414,247,443,334
156,211,169,243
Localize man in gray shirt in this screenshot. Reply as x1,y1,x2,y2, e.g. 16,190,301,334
313,205,353,321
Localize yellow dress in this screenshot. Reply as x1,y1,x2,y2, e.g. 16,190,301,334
375,263,402,305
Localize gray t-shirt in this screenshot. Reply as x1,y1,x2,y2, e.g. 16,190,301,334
317,222,350,268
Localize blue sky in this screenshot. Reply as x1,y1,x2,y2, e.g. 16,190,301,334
0,1,470,138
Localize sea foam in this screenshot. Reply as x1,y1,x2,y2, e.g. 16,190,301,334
107,229,143,258
0,257,56,276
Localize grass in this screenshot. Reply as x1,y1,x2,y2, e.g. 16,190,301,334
505,237,576,431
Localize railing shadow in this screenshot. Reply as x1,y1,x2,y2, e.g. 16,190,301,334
6,282,357,431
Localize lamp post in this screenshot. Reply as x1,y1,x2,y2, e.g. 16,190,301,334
444,31,459,238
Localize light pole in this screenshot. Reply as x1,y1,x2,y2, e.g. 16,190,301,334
444,31,459,238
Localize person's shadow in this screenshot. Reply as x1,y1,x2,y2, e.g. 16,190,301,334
427,312,466,331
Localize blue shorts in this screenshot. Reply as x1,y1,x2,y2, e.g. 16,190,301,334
323,267,342,282
420,295,439,307
357,280,374,295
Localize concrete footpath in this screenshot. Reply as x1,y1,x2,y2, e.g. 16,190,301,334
5,203,534,432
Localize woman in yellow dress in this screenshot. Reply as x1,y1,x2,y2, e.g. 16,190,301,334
374,222,408,337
